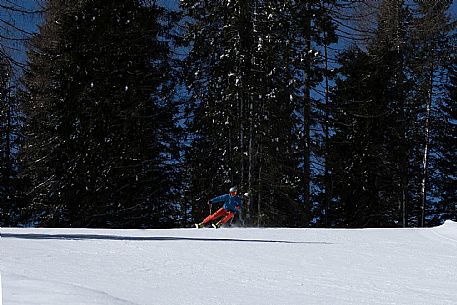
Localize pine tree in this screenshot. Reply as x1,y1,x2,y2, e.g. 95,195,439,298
248,1,304,226
22,0,178,228
180,0,247,223
0,57,13,225
0,56,24,226
325,0,456,227
181,0,340,227
180,0,312,226
279,0,338,226
409,0,454,226
326,1,415,227
433,60,457,223
0,0,42,68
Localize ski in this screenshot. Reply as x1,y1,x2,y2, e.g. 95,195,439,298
212,222,222,229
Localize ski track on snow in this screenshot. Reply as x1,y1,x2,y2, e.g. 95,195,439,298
1,272,139,305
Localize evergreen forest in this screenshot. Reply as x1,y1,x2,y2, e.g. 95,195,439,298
0,0,455,228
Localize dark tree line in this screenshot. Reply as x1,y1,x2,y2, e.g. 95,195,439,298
0,0,455,228
0,57,21,225
0,0,43,226
323,0,456,227
19,0,180,227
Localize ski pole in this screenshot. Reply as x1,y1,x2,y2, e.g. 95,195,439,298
209,201,213,225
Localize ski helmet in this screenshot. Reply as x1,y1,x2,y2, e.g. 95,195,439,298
229,186,238,193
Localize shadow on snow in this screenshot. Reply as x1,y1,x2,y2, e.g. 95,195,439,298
1,233,334,245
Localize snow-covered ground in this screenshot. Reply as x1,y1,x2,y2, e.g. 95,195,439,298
1,221,456,305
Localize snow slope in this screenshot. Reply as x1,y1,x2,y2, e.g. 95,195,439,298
1,221,457,305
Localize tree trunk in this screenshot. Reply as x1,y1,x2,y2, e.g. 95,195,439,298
323,41,331,227
3,89,12,226
419,61,434,227
303,3,312,227
257,145,262,227
247,98,254,224
238,0,252,224
400,114,409,228
240,94,247,220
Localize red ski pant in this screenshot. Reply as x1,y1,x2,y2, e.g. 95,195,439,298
202,208,234,225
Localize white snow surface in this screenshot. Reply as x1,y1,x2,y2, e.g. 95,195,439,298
1,221,457,305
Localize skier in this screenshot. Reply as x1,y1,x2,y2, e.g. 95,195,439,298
195,186,242,229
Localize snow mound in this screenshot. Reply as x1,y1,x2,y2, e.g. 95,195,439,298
441,219,457,228
430,220,457,246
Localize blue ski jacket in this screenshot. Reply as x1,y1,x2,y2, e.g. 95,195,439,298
209,194,242,213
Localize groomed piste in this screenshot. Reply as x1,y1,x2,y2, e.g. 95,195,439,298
1,221,456,305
